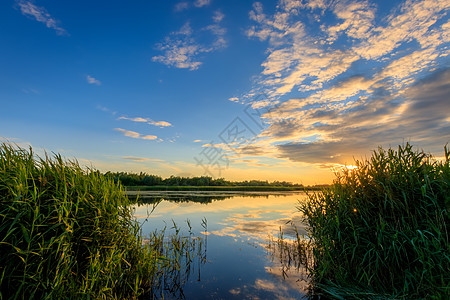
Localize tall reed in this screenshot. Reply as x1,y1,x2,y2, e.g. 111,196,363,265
300,143,449,298
0,143,171,298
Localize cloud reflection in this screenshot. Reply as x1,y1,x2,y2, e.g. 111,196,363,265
133,192,311,298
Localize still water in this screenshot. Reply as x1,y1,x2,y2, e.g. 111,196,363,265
131,191,310,299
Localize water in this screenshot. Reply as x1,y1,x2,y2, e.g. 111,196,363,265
131,191,310,299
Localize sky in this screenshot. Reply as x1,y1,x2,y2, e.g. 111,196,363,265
0,0,449,185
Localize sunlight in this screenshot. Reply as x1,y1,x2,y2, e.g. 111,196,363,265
344,165,358,170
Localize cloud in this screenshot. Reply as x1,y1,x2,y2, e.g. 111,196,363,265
213,10,225,23
149,120,172,127
114,128,157,140
86,75,101,85
228,97,239,102
152,22,203,70
353,0,450,60
22,88,39,94
96,105,117,116
242,0,449,103
152,42,202,70
244,1,364,101
325,0,376,42
118,116,173,127
174,1,189,11
193,139,203,142
152,13,226,70
122,156,164,162
16,0,67,35
194,0,211,8
230,0,450,167
273,68,450,164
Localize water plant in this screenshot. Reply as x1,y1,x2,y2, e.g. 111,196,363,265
0,143,205,299
267,226,312,282
145,218,208,298
299,143,450,298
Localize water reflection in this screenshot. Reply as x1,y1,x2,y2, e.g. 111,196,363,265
144,220,208,299
132,191,310,299
129,190,289,204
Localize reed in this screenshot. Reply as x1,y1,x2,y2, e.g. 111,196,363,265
299,143,449,298
0,143,204,299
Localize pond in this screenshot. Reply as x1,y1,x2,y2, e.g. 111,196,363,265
130,191,311,299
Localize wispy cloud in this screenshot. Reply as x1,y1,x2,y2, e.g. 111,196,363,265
229,0,450,167
22,88,39,94
114,128,157,140
152,11,226,70
86,75,101,85
243,0,449,102
16,0,68,35
174,1,189,12
122,156,164,162
149,120,172,127
175,0,212,12
118,116,172,127
213,10,225,22
96,105,116,116
194,0,211,8
152,22,204,70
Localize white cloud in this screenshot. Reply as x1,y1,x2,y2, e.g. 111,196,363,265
228,97,239,102
118,116,148,123
16,0,67,35
325,0,376,42
354,0,450,60
152,47,202,70
118,116,172,127
213,10,225,23
86,75,101,85
174,1,189,11
152,14,227,70
193,139,202,142
148,120,172,127
114,128,157,140
152,23,204,70
243,0,449,105
194,0,211,8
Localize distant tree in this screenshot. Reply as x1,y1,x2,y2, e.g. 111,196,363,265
105,171,300,187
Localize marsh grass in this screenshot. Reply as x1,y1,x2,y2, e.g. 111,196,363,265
267,226,313,282
145,218,208,298
0,143,205,299
299,143,450,299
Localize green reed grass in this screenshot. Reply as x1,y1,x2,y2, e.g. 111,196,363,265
299,143,449,299
0,143,205,299
145,218,207,298
267,226,313,282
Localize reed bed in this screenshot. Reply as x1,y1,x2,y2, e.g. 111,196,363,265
267,226,313,282
146,219,207,299
0,143,204,299
299,143,449,299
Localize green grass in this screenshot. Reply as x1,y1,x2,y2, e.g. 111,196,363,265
0,143,204,299
299,143,450,299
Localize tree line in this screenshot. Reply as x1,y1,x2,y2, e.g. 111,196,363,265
104,172,303,187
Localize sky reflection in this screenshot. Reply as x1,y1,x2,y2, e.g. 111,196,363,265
132,191,310,299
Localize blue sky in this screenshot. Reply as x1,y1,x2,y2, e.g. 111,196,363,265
1,0,449,184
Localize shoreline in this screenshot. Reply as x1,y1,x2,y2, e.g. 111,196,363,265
124,185,324,192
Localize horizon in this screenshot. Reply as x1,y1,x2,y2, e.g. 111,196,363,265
1,0,449,185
